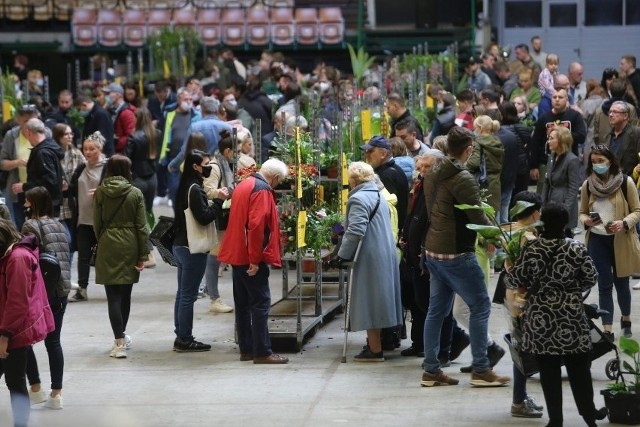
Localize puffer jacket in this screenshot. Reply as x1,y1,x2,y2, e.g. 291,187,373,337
423,157,492,255
466,134,505,214
22,217,71,298
0,234,55,350
93,176,149,285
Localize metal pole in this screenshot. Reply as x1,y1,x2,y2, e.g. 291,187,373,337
126,52,133,83
74,59,81,94
66,63,72,95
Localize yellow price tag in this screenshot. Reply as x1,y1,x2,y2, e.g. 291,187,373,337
297,210,307,248
341,153,349,186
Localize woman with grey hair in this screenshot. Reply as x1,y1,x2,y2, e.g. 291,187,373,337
332,161,403,362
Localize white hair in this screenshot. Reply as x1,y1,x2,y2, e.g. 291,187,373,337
348,161,375,185
260,158,288,181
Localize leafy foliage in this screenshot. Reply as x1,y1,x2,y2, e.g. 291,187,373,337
455,200,539,264
347,44,376,86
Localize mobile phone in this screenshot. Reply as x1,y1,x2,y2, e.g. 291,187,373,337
589,212,601,222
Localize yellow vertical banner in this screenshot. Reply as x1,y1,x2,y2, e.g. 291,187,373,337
138,61,144,100
297,210,307,248
182,56,188,76
317,184,324,202
163,59,171,79
2,101,12,121
341,189,348,214
361,109,372,141
296,127,302,199
341,153,349,186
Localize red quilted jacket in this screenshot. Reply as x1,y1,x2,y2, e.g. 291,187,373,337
0,235,55,350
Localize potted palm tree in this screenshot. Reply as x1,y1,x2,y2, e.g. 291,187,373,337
600,336,640,425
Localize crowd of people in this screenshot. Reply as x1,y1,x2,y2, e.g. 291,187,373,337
0,38,640,427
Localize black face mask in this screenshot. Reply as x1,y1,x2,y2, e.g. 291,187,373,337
201,165,213,179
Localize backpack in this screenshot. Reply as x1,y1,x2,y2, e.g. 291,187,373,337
35,220,63,299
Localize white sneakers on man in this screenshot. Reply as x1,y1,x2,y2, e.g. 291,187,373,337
633,281,640,290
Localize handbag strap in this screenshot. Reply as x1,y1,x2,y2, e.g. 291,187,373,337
187,183,199,209
35,219,46,250
369,191,381,222
97,192,128,240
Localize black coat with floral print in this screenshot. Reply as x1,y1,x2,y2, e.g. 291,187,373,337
507,237,598,355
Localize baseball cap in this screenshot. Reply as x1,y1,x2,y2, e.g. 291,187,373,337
101,82,124,94
360,136,391,151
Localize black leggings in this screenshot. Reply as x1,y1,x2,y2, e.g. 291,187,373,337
535,352,599,427
0,346,29,427
104,284,134,340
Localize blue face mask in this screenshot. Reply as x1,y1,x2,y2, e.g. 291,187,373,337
592,162,610,175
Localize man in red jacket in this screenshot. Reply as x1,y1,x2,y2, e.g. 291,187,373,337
218,158,289,364
102,83,135,154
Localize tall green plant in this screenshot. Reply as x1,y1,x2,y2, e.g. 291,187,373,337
347,43,376,86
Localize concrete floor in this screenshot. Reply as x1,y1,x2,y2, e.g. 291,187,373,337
1,218,638,427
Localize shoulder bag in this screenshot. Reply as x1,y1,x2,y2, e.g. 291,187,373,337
89,193,128,266
185,183,217,253
474,145,490,189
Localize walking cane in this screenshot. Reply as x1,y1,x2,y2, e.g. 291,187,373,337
341,239,364,363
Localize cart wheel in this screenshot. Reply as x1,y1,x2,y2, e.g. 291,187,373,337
605,358,619,380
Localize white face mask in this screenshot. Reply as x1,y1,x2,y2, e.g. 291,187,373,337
225,99,237,107
180,101,192,111
319,81,331,92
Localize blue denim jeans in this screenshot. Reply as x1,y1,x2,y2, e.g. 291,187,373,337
232,263,273,357
422,253,491,373
167,170,181,208
173,245,208,341
26,296,67,390
587,233,631,325
205,254,220,300
499,184,515,224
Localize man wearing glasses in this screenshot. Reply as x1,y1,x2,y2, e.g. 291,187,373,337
0,105,49,229
604,101,640,176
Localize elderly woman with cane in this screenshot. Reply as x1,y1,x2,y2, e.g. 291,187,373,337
331,161,403,362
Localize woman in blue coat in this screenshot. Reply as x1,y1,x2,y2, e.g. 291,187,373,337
335,161,403,362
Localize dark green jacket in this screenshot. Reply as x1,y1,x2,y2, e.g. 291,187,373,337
93,176,149,285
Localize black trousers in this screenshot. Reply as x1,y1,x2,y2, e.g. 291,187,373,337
535,352,599,427
104,284,134,340
0,346,29,427
76,224,97,289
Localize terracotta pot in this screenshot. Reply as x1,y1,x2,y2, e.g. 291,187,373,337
326,165,339,179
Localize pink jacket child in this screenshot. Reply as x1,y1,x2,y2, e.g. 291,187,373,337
0,234,54,350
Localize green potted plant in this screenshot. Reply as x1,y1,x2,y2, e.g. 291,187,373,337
347,44,376,88
454,199,539,264
601,336,640,425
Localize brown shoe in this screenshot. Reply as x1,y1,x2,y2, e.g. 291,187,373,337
253,354,289,364
470,369,510,387
240,353,253,361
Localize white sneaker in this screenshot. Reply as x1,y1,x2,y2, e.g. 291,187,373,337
210,298,233,313
29,389,47,404
109,342,127,359
124,334,132,349
70,282,80,290
43,393,63,410
153,196,167,207
167,199,173,208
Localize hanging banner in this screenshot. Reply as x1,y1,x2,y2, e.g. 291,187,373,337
341,189,348,214
297,210,307,248
361,109,372,141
